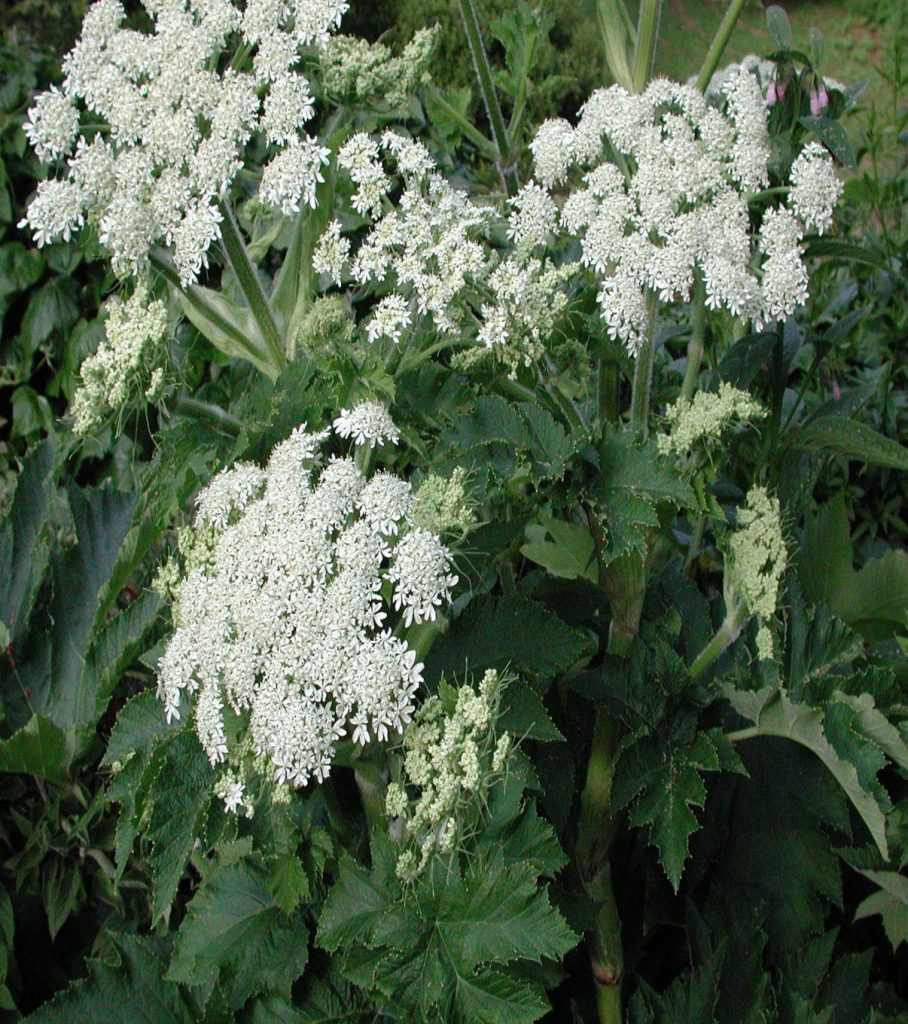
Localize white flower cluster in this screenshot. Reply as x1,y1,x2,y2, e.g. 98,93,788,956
318,133,577,371
386,670,512,881
20,0,346,283
529,73,842,354
326,130,493,336
658,382,766,460
71,282,169,436
156,406,459,792
725,486,787,660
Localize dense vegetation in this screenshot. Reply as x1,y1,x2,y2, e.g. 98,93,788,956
0,1,905,1022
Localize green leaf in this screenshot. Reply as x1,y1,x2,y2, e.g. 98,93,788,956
102,689,176,767
145,730,213,920
25,933,195,1024
521,518,598,582
449,969,549,1024
84,592,162,715
427,858,576,971
801,238,892,272
766,4,793,48
853,870,908,949
17,277,79,356
725,687,892,858
498,679,564,742
613,729,734,890
800,494,908,639
424,593,595,683
0,715,75,784
789,416,908,471
27,482,137,728
268,851,310,915
798,117,856,167
0,436,58,643
168,859,309,1009
591,428,694,565
709,741,847,960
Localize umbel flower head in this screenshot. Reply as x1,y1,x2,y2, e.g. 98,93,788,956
658,382,766,461
529,72,842,355
156,404,459,794
315,131,577,374
19,0,347,284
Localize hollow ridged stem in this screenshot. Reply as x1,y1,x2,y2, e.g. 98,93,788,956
174,397,244,435
696,0,749,93
456,0,519,195
689,602,748,678
680,283,707,403
577,711,624,1024
217,199,286,374
629,291,659,437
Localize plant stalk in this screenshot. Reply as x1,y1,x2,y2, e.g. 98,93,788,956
174,397,244,435
217,198,286,374
680,282,707,403
456,0,519,195
689,602,747,678
632,0,664,94
629,291,659,437
577,710,623,1024
598,354,620,426
426,84,499,159
695,0,749,93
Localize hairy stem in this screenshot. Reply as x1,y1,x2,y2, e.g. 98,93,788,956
680,282,707,403
725,725,760,743
695,0,749,93
174,397,244,435
577,711,624,1024
455,0,519,195
425,84,499,159
217,198,286,374
629,291,659,437
632,0,663,94
689,603,747,678
598,354,620,426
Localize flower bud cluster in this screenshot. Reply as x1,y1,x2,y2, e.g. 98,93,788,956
410,468,477,538
657,382,766,460
20,0,347,283
320,26,438,110
725,486,787,660
70,282,169,436
386,670,513,881
529,72,842,355
156,404,458,794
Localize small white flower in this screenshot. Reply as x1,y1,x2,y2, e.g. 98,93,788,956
333,400,400,447
366,293,411,345
312,220,350,286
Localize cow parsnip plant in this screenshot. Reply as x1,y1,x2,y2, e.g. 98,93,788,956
1,2,907,1023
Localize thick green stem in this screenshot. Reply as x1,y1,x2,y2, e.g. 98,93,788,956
680,283,707,403
598,354,620,426
174,397,244,435
632,0,663,94
689,603,748,678
725,726,760,743
455,0,519,195
629,291,659,437
695,0,748,92
217,199,286,373
426,84,499,159
577,711,624,1024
